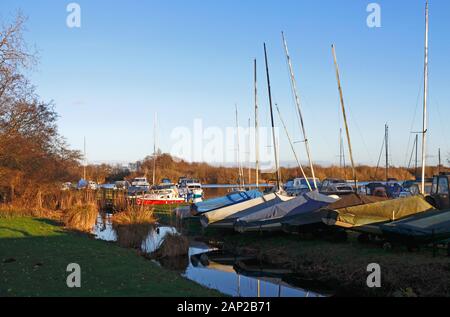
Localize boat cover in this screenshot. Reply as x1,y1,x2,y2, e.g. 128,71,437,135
207,193,291,229
191,190,262,215
200,192,292,227
380,209,450,243
322,196,434,228
234,191,337,233
280,193,387,230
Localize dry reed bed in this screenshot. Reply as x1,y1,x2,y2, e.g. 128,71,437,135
112,209,156,249
63,203,98,232
153,232,189,258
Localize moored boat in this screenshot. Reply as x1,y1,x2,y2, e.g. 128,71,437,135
191,189,262,216
234,191,337,233
200,192,293,228
321,196,435,235
137,187,185,205
380,209,450,244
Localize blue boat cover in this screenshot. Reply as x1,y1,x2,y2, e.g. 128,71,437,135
193,190,262,214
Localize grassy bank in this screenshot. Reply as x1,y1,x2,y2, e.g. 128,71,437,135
0,217,221,297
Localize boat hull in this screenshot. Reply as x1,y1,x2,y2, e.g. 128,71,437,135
137,199,185,205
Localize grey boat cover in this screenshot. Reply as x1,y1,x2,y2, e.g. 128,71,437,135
191,190,262,215
281,193,388,230
234,191,338,233
381,209,450,243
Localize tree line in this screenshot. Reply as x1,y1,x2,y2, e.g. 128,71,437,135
0,14,81,204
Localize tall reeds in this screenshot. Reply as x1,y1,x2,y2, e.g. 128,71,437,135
112,208,156,249
63,202,98,232
153,232,189,258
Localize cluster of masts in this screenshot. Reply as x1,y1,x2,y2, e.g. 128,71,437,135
238,0,431,194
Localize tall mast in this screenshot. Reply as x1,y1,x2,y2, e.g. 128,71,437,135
339,128,343,170
235,104,244,188
331,45,357,189
339,128,347,180
282,32,317,190
276,104,312,191
385,124,389,182
254,59,260,188
421,0,429,194
415,134,419,179
83,136,87,180
438,148,441,174
248,118,251,186
263,43,281,190
152,113,157,186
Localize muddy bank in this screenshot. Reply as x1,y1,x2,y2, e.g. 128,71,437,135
194,231,450,297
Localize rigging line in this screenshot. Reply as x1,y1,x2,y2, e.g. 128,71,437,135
407,136,417,170
374,133,385,180
275,103,312,191
403,73,424,167
283,48,304,140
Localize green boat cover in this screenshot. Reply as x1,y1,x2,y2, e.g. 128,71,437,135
322,196,435,228
381,209,450,244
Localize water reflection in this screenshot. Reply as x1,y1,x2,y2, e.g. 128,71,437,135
94,214,177,253
186,249,324,297
93,214,326,297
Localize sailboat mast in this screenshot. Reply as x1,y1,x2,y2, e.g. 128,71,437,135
276,104,312,191
152,113,157,186
254,59,260,188
415,134,419,179
385,124,389,182
438,148,441,174
339,128,347,180
263,43,281,190
83,136,86,180
282,32,316,189
248,118,251,186
421,0,429,194
331,45,357,189
235,104,244,188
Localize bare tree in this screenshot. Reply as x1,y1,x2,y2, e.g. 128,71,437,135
0,13,80,204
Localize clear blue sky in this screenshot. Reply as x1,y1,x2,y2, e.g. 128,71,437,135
1,0,449,167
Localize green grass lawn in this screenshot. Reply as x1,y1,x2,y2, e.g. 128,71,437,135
0,217,222,297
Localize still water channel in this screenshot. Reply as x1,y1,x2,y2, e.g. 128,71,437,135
93,214,325,297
